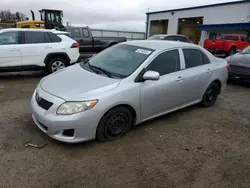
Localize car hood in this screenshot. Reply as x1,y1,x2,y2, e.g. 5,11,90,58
228,53,250,68
40,64,121,101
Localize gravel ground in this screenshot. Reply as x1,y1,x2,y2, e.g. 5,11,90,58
0,72,249,188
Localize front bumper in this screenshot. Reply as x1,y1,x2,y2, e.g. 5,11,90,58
229,72,250,82
31,86,102,143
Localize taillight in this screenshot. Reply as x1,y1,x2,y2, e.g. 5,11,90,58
71,42,79,48
226,64,230,70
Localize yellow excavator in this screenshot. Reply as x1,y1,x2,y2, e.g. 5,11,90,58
16,9,66,31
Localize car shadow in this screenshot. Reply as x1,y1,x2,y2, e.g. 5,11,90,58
227,80,250,88
0,71,44,80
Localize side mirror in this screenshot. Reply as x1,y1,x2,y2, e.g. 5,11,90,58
143,71,160,81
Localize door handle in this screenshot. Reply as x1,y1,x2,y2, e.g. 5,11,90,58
176,76,184,82
10,48,20,52
44,46,52,49
206,69,212,74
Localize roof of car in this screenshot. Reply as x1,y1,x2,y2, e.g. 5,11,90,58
124,40,196,50
151,34,188,37
0,28,55,32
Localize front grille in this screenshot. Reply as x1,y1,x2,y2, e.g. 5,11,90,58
36,93,53,110
230,65,250,75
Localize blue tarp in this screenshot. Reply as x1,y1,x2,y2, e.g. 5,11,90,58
197,23,250,31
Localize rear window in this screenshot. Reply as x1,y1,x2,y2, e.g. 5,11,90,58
222,36,239,41
48,32,62,42
147,35,166,40
165,36,187,42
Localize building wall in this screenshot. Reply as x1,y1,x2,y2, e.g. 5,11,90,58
147,2,250,41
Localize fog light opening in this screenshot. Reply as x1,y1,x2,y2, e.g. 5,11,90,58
62,129,75,137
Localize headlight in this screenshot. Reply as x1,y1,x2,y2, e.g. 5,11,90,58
57,100,98,115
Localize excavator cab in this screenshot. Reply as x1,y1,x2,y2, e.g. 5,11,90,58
39,9,65,31
16,9,65,31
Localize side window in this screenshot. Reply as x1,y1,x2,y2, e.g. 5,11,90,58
0,31,19,45
48,32,62,42
24,31,45,44
82,28,89,37
44,32,51,43
148,50,180,76
241,36,248,42
183,49,210,68
70,28,81,38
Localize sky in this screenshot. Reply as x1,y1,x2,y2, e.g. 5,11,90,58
0,0,241,32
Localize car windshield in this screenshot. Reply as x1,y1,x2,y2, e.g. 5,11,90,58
240,46,250,54
147,35,165,40
81,44,153,78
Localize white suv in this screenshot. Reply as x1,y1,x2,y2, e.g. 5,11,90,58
0,28,80,73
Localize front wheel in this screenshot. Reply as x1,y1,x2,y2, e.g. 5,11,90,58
46,58,68,74
201,83,220,107
96,107,132,141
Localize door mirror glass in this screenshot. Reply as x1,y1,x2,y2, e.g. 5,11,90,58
143,71,160,81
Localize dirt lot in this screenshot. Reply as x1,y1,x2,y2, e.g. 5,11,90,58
0,72,249,188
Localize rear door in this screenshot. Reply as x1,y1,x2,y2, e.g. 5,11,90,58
179,48,212,104
0,31,22,67
21,31,53,67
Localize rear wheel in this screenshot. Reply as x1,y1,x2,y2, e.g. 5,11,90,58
46,57,68,74
201,83,220,107
96,107,132,141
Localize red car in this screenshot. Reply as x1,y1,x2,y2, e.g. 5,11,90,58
204,34,250,56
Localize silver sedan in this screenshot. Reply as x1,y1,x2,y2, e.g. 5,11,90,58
31,40,229,143
226,46,250,82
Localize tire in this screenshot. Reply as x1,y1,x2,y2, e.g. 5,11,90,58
96,107,132,142
201,82,220,107
46,57,68,74
228,47,236,56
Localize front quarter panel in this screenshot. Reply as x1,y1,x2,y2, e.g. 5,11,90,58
90,79,141,124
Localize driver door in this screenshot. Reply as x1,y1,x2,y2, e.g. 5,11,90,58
139,49,184,120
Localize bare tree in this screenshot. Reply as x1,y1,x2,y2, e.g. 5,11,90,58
0,10,26,22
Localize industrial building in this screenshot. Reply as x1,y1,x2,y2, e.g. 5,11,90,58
146,0,250,45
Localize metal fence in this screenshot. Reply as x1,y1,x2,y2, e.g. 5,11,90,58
91,29,145,40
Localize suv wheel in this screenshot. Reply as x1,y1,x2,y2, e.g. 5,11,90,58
47,58,68,73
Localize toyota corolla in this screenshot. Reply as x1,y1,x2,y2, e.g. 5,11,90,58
31,40,229,143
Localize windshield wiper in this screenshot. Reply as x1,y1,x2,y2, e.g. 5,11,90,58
81,59,114,78
90,65,114,78
83,60,99,74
